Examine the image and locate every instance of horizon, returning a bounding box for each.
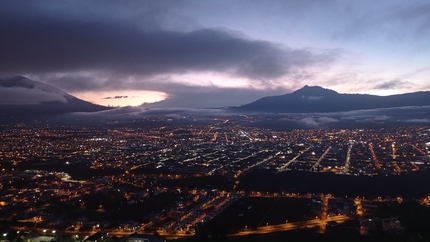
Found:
[1,1,430,108]
[76,84,430,108]
[2,75,430,108]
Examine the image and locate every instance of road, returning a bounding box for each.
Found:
[208,149,266,175]
[368,143,382,169]
[412,144,426,155]
[47,214,351,239]
[311,146,331,171]
[319,195,329,233]
[342,142,354,174]
[231,215,350,236]
[354,198,368,235]
[182,150,219,163]
[354,198,363,217]
[238,151,280,178]
[277,147,310,173]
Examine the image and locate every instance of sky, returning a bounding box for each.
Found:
[1,0,430,108]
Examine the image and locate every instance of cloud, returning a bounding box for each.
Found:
[328,105,430,124]
[0,0,343,111]
[373,115,391,121]
[142,86,289,108]
[0,4,337,84]
[102,96,129,99]
[372,79,411,90]
[394,2,430,34]
[65,104,430,129]
[405,118,430,123]
[298,117,319,126]
[332,1,430,42]
[2,0,428,110]
[306,96,324,100]
[0,86,68,105]
[297,116,338,127]
[318,116,339,123]
[27,72,293,108]
[70,105,227,118]
[0,76,69,105]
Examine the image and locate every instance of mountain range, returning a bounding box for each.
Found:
[1,76,430,119]
[234,85,430,113]
[0,76,111,118]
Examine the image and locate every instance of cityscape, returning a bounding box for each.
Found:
[0,118,430,241]
[2,1,430,241]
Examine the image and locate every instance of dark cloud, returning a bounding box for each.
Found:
[0,76,69,104]
[4,0,427,111]
[0,86,68,105]
[27,72,293,108]
[102,96,129,99]
[143,86,289,108]
[331,105,430,123]
[372,79,410,90]
[27,74,103,92]
[0,1,337,84]
[405,118,430,123]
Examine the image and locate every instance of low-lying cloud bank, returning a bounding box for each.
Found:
[64,105,430,129]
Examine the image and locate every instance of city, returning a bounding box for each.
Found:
[0,119,429,241]
[2,1,430,241]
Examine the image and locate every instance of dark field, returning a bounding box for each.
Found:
[238,169,430,198]
[201,197,312,235]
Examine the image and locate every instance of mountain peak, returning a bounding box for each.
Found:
[292,85,338,96]
[236,85,430,113]
[0,75,69,96]
[0,76,111,116]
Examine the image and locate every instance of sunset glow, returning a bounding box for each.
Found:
[73,90,168,107]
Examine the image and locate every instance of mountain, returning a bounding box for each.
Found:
[0,76,111,118]
[234,85,430,113]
